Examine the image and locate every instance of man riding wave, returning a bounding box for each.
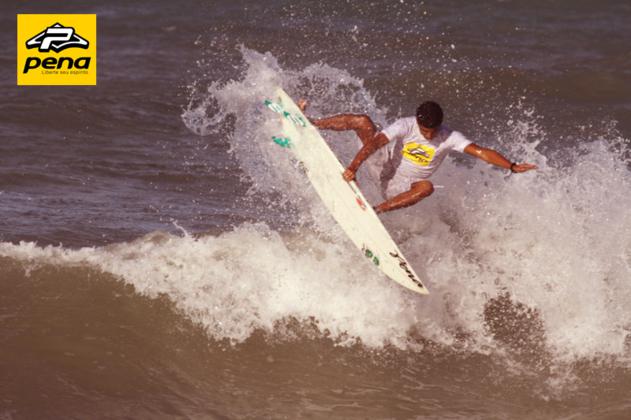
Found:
[298,99,537,214]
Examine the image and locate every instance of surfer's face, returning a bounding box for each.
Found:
[419,124,438,140]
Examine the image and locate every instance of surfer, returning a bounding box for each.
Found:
[298,100,537,214]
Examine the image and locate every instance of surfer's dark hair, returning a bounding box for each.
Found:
[416,101,443,128]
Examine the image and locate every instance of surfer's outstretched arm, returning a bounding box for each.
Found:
[464,144,537,173]
[374,180,434,214]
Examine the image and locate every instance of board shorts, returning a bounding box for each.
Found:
[367,144,423,199]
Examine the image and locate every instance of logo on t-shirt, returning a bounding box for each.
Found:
[402,142,436,166]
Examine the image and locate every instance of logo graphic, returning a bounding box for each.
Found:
[17,14,97,85]
[402,142,436,167]
[362,245,380,266]
[272,136,292,148]
[347,182,367,211]
[355,196,367,210]
[389,251,424,290]
[264,99,307,127]
[25,22,89,52]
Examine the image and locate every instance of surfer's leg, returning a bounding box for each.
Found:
[311,114,378,146]
[374,180,434,214]
[297,100,377,146]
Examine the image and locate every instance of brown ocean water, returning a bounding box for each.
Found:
[2,0,631,418]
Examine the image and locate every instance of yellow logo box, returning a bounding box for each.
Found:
[17,14,97,86]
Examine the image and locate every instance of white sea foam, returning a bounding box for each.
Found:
[0,224,419,348]
[180,47,631,362]
[3,47,630,364]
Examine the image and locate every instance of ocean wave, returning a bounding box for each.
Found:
[3,47,630,368]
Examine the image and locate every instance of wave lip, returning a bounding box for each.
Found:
[0,224,420,349]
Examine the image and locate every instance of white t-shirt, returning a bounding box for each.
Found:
[378,117,472,197]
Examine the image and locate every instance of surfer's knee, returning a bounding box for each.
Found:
[351,114,375,130]
[411,180,434,199]
[351,114,377,142]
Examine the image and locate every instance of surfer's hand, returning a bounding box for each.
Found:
[343,168,356,182]
[297,99,308,112]
[511,163,538,173]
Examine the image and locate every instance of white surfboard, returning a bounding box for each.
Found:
[264,88,428,295]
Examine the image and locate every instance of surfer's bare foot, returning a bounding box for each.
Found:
[297,99,308,112]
